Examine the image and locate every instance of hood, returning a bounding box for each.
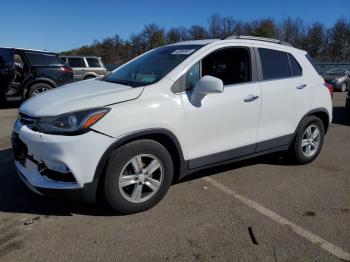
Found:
[20,79,144,117]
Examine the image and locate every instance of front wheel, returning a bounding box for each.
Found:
[289,116,325,164]
[104,140,174,214]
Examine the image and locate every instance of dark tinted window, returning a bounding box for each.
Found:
[104,45,203,87]
[185,48,251,90]
[26,52,63,66]
[60,57,66,63]
[288,54,302,76]
[0,48,14,64]
[86,58,101,67]
[68,58,86,68]
[259,48,290,80]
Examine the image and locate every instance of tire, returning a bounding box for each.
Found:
[340,83,347,92]
[289,116,325,164]
[28,83,52,98]
[104,139,174,214]
[84,75,95,80]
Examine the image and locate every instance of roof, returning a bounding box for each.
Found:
[172,36,300,52]
[60,55,102,59]
[169,39,219,46]
[0,46,57,55]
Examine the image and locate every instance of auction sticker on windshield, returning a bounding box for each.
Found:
[171,49,196,55]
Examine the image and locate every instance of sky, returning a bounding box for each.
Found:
[0,0,348,52]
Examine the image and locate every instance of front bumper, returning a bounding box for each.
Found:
[12,120,116,202]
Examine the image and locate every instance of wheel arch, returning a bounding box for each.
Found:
[304,108,330,133]
[93,129,186,201]
[23,78,56,98]
[84,73,98,79]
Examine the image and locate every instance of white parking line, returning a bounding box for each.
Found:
[203,176,350,261]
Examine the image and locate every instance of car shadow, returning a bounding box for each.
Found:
[0,147,291,217]
[332,106,350,126]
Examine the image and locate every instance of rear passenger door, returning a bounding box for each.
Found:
[256,47,312,151]
[67,57,87,81]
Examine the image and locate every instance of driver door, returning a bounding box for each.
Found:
[0,48,15,98]
[182,47,261,169]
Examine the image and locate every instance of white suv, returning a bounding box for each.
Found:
[12,36,332,214]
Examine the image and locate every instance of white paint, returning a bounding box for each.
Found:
[203,176,350,261]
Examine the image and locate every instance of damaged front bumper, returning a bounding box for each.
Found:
[11,119,116,202]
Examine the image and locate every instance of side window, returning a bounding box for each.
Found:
[26,52,63,66]
[68,58,86,68]
[186,62,200,91]
[60,57,66,63]
[186,47,252,90]
[0,48,14,64]
[288,54,302,76]
[86,58,101,68]
[258,48,290,80]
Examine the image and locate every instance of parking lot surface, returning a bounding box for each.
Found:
[0,93,349,261]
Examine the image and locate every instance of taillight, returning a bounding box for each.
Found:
[60,66,73,74]
[324,83,334,98]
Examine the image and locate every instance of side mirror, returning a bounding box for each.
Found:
[193,75,224,95]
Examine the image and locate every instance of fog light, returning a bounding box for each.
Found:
[44,159,70,173]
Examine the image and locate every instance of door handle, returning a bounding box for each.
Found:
[296,84,307,89]
[244,95,260,102]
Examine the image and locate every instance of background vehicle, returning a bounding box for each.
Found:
[12,37,332,214]
[60,56,107,81]
[321,68,350,92]
[0,47,73,101]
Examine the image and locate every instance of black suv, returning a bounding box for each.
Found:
[0,47,73,101]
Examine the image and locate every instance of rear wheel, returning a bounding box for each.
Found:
[289,116,325,164]
[104,139,174,214]
[28,83,52,98]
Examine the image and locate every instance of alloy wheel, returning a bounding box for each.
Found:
[301,124,321,157]
[118,154,164,203]
[32,87,49,96]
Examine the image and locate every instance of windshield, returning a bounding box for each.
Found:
[325,68,347,74]
[103,45,204,87]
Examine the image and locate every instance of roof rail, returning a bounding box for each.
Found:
[223,35,293,47]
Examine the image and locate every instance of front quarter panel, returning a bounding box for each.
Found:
[91,78,188,159]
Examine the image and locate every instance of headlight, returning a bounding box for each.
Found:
[36,107,110,135]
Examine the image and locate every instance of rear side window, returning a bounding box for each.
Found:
[259,48,290,80]
[26,52,62,66]
[86,58,101,68]
[288,54,302,76]
[68,58,86,68]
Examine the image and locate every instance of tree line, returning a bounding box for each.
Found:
[61,15,350,67]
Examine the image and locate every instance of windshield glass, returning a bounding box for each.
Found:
[103,45,204,87]
[326,68,347,74]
